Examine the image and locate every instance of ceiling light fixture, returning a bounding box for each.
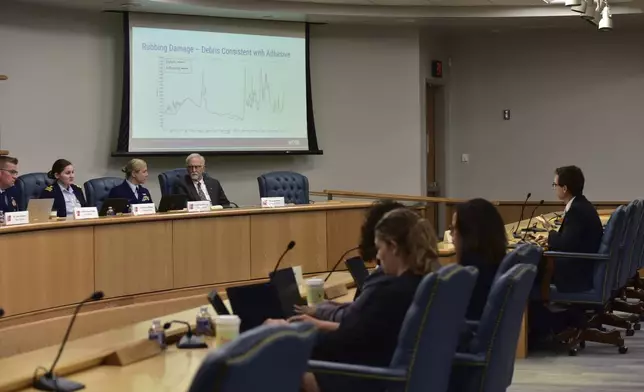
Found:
[570,0,587,13]
[598,2,613,31]
[565,0,582,6]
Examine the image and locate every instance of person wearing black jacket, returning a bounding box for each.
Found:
[542,165,603,292]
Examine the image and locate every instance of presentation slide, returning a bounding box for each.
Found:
[128,20,309,153]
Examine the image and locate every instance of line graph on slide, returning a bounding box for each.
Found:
[157,57,288,134]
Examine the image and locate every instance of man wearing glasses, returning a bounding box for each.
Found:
[0,156,20,213]
[173,153,231,207]
[540,165,603,292]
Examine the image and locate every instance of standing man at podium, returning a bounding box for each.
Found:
[0,156,20,213]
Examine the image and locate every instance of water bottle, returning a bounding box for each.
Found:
[106,207,115,216]
[148,319,166,349]
[195,306,214,336]
[0,211,4,225]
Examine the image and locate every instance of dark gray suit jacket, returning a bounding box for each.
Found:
[173,175,230,207]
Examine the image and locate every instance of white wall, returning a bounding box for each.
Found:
[0,3,425,205]
[445,30,644,202]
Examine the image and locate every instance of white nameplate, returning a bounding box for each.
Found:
[74,207,99,220]
[444,230,453,244]
[5,211,29,226]
[187,201,212,212]
[132,203,156,216]
[261,197,286,208]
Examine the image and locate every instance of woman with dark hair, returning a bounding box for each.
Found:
[39,159,87,218]
[451,198,507,320]
[294,199,405,322]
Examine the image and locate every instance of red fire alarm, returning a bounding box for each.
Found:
[432,60,443,78]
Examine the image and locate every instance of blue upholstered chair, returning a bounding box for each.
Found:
[187,323,317,392]
[158,168,188,197]
[543,205,629,353]
[257,171,309,204]
[448,264,537,392]
[15,172,52,210]
[83,177,123,211]
[308,264,479,392]
[494,243,542,281]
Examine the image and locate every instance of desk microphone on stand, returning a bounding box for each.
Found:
[522,200,545,242]
[513,192,531,239]
[163,320,208,349]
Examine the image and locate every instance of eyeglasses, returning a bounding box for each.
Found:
[187,165,204,170]
[552,182,561,189]
[0,169,18,176]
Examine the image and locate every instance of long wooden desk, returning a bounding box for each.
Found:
[0,273,357,392]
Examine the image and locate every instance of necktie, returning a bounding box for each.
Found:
[0,191,6,211]
[136,186,142,201]
[197,182,208,201]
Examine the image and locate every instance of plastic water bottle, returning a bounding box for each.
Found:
[0,211,4,225]
[106,207,115,216]
[148,319,166,349]
[195,306,214,336]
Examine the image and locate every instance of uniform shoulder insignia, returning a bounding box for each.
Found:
[45,185,53,192]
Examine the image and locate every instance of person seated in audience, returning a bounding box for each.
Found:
[271,208,439,392]
[173,153,230,206]
[0,156,20,214]
[40,159,87,217]
[537,165,603,292]
[451,198,507,321]
[108,159,153,205]
[294,200,405,322]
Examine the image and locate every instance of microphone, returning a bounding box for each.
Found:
[163,320,208,349]
[325,246,360,282]
[522,200,545,241]
[513,192,532,238]
[273,241,296,275]
[229,201,239,208]
[33,291,104,392]
[0,307,4,317]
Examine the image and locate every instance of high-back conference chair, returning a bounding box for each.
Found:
[15,172,52,210]
[84,177,122,211]
[257,171,309,205]
[187,323,317,392]
[158,168,188,197]
[308,264,478,392]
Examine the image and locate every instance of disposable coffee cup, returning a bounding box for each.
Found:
[306,278,325,306]
[215,315,241,347]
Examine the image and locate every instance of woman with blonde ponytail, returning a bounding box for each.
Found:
[107,159,153,205]
[290,207,440,392]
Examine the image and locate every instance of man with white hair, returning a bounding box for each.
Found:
[173,153,231,207]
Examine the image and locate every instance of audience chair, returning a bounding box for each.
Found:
[83,177,123,212]
[257,171,309,204]
[448,264,538,392]
[308,264,478,392]
[15,172,52,210]
[542,205,629,354]
[187,323,317,392]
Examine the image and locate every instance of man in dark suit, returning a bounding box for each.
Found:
[173,153,230,207]
[0,156,20,214]
[542,165,603,292]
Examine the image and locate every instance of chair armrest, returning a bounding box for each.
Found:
[465,319,480,329]
[452,352,487,367]
[308,360,407,382]
[543,251,609,260]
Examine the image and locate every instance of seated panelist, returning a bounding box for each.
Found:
[0,156,20,213]
[40,159,87,218]
[173,153,230,207]
[108,159,153,205]
[451,198,507,321]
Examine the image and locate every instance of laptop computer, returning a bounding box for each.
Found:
[226,282,284,332]
[207,290,231,316]
[99,198,130,216]
[345,256,370,291]
[27,198,54,223]
[269,268,307,317]
[158,194,188,212]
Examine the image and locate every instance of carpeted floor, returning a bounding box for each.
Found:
[510,326,644,392]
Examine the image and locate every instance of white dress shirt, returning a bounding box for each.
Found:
[58,182,81,216]
[126,180,138,200]
[193,179,211,202]
[564,196,576,214]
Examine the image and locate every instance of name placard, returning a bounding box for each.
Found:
[132,203,156,216]
[261,197,285,208]
[5,211,29,226]
[187,201,212,212]
[74,207,99,220]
